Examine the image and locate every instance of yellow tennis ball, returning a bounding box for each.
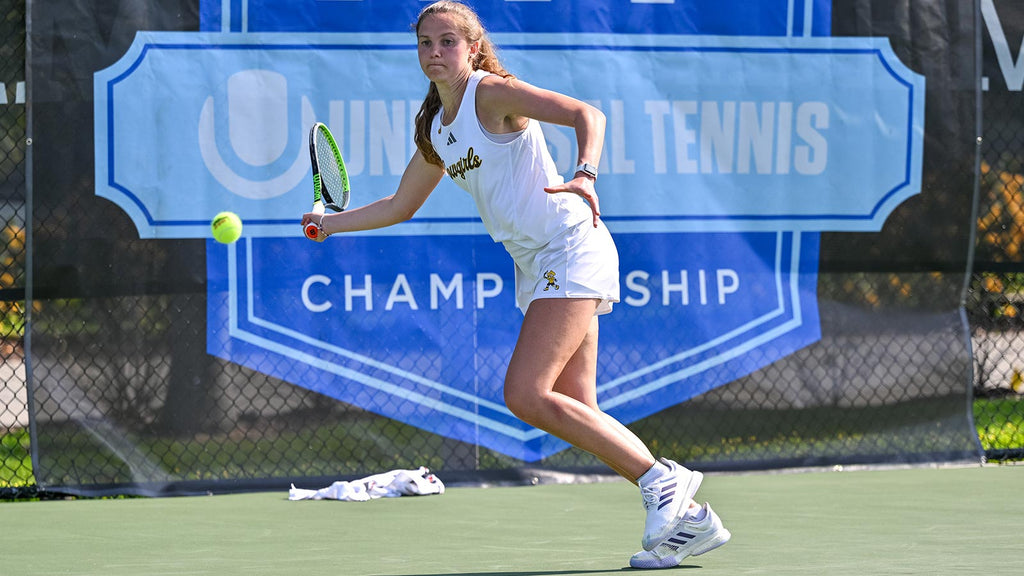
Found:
[211,211,242,244]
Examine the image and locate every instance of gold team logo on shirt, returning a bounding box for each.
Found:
[445,146,482,180]
[543,270,560,291]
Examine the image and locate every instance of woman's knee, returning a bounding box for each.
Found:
[503,384,540,421]
[505,384,570,427]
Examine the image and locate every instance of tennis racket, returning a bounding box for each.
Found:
[304,122,351,239]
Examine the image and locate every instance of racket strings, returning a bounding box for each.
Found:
[315,133,347,207]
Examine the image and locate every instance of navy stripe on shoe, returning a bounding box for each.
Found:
[658,492,676,510]
[657,482,678,510]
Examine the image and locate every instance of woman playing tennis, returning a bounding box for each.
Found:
[301,1,729,567]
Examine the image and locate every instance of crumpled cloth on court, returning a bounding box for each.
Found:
[288,467,445,501]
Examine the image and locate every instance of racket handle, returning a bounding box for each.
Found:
[304,221,320,240]
[305,202,326,240]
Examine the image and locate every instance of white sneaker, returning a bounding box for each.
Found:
[639,458,704,550]
[630,503,731,569]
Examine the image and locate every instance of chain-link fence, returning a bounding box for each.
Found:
[0,0,28,497]
[1,0,1021,499]
[969,0,1024,458]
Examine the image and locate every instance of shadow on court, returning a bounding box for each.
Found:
[379,568,700,575]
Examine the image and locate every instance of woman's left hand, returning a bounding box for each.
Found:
[544,176,601,227]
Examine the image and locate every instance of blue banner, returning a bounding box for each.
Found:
[203,0,831,36]
[95,33,923,236]
[92,0,927,460]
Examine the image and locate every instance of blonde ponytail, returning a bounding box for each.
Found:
[414,83,444,167]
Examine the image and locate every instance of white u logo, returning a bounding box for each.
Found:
[198,69,314,199]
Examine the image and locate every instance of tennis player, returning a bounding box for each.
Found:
[301,1,729,567]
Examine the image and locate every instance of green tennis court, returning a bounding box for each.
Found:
[6,464,1021,575]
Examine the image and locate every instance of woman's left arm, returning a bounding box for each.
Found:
[478,77,606,226]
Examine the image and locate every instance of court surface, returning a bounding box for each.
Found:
[5,464,1021,575]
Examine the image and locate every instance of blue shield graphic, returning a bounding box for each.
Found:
[208,230,820,461]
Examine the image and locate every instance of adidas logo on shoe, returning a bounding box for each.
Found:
[640,458,704,550]
[630,503,731,569]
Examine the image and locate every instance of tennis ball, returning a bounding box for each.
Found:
[211,211,243,244]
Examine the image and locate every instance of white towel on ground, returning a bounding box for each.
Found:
[288,467,445,501]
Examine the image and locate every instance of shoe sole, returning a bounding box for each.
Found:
[642,470,704,551]
[691,527,731,556]
[629,527,731,569]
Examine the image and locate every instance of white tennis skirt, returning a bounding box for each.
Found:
[503,220,620,316]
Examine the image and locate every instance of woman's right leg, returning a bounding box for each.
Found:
[503,298,655,481]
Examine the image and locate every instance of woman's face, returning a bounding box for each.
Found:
[417,12,477,85]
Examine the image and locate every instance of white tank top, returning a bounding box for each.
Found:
[430,70,591,249]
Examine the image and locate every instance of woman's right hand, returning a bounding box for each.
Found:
[301,212,329,242]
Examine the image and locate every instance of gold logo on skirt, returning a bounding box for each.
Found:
[543,270,560,291]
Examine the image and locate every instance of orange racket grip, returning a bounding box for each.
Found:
[304,222,320,239]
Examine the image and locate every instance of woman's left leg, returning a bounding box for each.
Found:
[504,297,706,556]
[549,313,655,482]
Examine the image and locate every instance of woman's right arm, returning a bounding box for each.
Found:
[301,150,445,241]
